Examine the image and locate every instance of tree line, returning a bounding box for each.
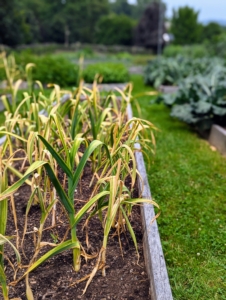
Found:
[0,0,152,47]
[170,6,226,45]
[0,0,225,48]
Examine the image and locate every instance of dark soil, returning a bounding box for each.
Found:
[3,160,151,300]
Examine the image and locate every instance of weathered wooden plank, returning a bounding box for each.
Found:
[209,124,226,156]
[127,103,173,300]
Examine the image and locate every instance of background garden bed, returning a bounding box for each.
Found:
[209,124,226,156]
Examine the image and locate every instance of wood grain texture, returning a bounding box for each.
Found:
[127,103,173,300]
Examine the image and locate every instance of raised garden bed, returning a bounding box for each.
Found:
[208,124,226,156]
[4,159,150,299]
[158,85,179,94]
[127,105,172,300]
[0,82,172,300]
[84,83,128,92]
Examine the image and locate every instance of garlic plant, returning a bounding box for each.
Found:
[0,56,158,298]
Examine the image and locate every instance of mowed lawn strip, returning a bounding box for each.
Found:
[131,74,226,300]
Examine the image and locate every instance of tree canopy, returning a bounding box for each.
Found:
[95,14,135,45]
[170,6,202,45]
[0,0,110,46]
[201,22,223,43]
[0,0,158,47]
[0,0,225,48]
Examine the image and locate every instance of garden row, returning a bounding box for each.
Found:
[163,42,226,60]
[0,52,129,87]
[145,56,226,134]
[0,55,157,299]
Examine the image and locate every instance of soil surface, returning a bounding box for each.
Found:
[3,159,151,300]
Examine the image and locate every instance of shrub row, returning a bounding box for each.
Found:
[83,62,129,83]
[0,53,129,87]
[163,38,226,59]
[163,44,209,59]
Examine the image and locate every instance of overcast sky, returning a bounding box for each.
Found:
[128,0,226,23]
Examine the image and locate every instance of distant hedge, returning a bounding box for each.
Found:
[95,14,135,46]
[0,52,78,87]
[83,62,129,83]
[163,44,209,58]
[16,53,78,86]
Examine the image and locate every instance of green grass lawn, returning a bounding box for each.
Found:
[131,75,226,300]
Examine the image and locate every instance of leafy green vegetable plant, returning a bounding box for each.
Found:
[155,68,226,133]
[144,56,226,88]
